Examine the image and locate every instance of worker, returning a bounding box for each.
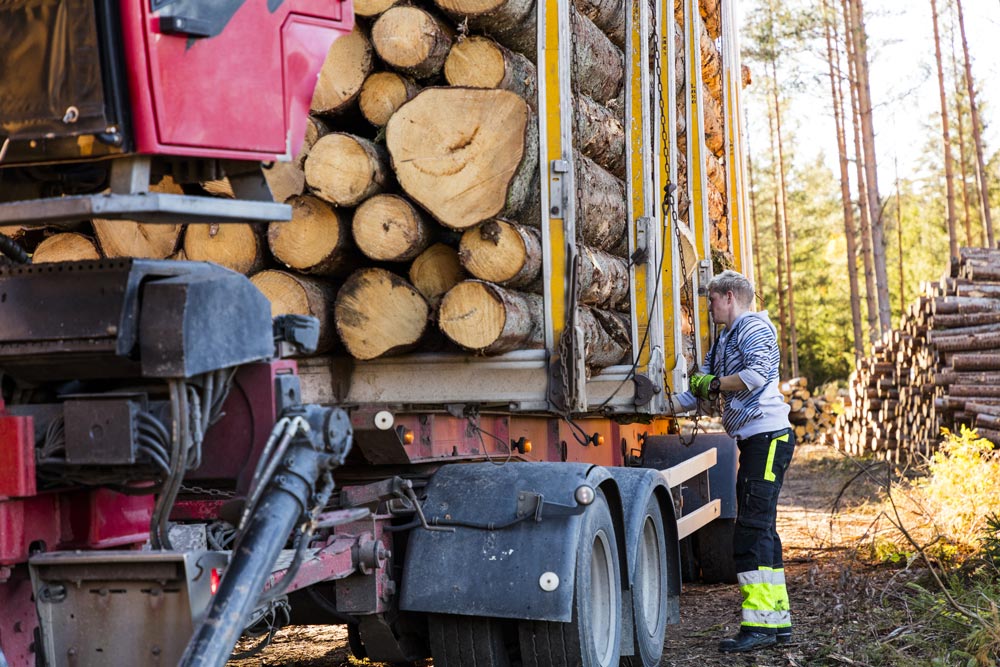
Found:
[675,269,794,653]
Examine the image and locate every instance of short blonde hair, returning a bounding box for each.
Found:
[706,270,754,306]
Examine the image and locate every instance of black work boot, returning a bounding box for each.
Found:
[776,630,792,644]
[718,630,777,653]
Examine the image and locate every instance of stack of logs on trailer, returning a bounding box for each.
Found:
[835,247,1000,462]
[0,0,731,372]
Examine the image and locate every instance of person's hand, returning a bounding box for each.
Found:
[689,373,721,400]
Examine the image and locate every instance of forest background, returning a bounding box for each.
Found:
[740,0,999,385]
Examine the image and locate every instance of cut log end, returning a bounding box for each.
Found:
[183,223,266,275]
[371,7,454,79]
[250,270,337,352]
[445,37,508,89]
[409,243,467,302]
[353,194,433,262]
[268,195,355,275]
[458,219,541,288]
[311,26,374,115]
[32,233,101,263]
[359,72,420,127]
[305,133,390,207]
[335,268,430,360]
[438,280,542,353]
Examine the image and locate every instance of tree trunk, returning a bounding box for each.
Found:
[930,0,958,261]
[438,280,543,354]
[359,72,421,128]
[955,0,994,247]
[702,84,725,157]
[386,87,538,230]
[950,28,974,247]
[569,94,626,180]
[705,151,725,194]
[700,0,721,39]
[334,268,430,360]
[353,194,434,262]
[847,0,891,333]
[577,244,629,311]
[371,6,455,80]
[766,82,788,373]
[572,0,625,48]
[576,153,627,254]
[354,0,403,18]
[184,223,268,275]
[32,233,101,263]
[268,195,357,276]
[842,0,879,344]
[769,45,799,377]
[305,133,392,207]
[700,21,722,108]
[250,270,338,353]
[572,9,624,106]
[444,36,538,110]
[311,26,375,116]
[92,220,182,259]
[409,242,468,305]
[431,0,536,56]
[579,306,630,369]
[458,219,542,290]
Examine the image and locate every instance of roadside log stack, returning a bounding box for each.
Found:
[835,247,1000,461]
[2,0,731,374]
[780,378,837,444]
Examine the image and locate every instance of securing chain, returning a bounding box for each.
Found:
[180,484,236,499]
[654,0,704,445]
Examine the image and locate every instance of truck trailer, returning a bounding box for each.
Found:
[0,0,753,664]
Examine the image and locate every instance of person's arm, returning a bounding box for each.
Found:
[730,320,776,391]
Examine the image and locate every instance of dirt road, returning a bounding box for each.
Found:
[231,443,896,667]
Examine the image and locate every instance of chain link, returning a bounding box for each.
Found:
[180,484,236,499]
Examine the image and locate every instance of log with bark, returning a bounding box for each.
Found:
[579,306,630,369]
[572,0,625,48]
[702,84,725,157]
[353,194,434,262]
[574,94,626,180]
[699,18,722,105]
[431,0,536,56]
[700,0,721,39]
[576,154,627,253]
[354,0,403,18]
[359,72,421,127]
[184,223,268,275]
[444,36,538,110]
[92,220,182,259]
[334,268,430,359]
[250,270,338,353]
[305,133,392,207]
[577,244,629,311]
[458,219,541,290]
[371,6,455,80]
[409,242,468,305]
[438,280,543,354]
[268,195,357,276]
[386,87,539,230]
[571,9,624,106]
[32,233,101,263]
[312,26,375,116]
[296,116,330,169]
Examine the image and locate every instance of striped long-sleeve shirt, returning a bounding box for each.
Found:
[675,310,790,439]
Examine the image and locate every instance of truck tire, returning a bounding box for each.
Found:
[627,494,668,666]
[519,490,622,667]
[695,518,737,584]
[428,614,513,667]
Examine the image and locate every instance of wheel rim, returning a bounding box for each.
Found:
[590,528,617,667]
[637,515,664,636]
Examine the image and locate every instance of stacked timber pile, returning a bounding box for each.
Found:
[2,0,730,376]
[835,247,1000,461]
[780,378,838,444]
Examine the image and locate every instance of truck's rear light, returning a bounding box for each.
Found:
[210,568,221,595]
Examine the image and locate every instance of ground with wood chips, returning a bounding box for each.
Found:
[230,443,916,667]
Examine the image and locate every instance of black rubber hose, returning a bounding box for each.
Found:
[0,235,29,265]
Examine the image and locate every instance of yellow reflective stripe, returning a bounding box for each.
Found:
[740,582,790,611]
[764,433,789,482]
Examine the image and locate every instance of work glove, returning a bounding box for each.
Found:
[689,373,721,401]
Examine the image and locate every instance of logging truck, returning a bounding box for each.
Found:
[0,0,752,664]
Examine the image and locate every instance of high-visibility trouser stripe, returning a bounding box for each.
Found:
[738,568,791,629]
[764,433,789,482]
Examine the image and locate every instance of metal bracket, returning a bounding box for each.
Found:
[549,159,570,218]
[633,216,654,265]
[696,259,713,296]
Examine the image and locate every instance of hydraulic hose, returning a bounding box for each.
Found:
[179,405,352,667]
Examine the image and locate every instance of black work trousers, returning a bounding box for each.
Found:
[734,427,795,572]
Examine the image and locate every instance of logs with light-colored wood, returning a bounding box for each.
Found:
[458,219,541,290]
[438,279,543,354]
[250,270,338,353]
[305,133,392,207]
[354,0,403,17]
[700,0,720,38]
[431,0,536,56]
[571,9,624,106]
[353,194,434,262]
[268,195,357,276]
[295,116,330,169]
[577,244,629,311]
[311,26,375,116]
[183,223,268,275]
[334,268,430,360]
[700,18,722,106]
[371,6,455,80]
[359,72,421,127]
[32,233,101,263]
[92,220,182,259]
[444,36,537,109]
[409,243,468,305]
[572,0,624,48]
[702,83,725,157]
[386,87,538,230]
